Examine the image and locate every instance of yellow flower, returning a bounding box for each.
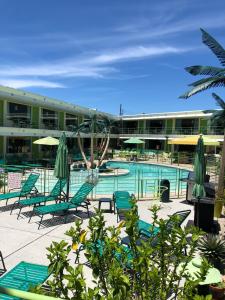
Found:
[72,243,78,251]
[118,221,126,229]
[79,230,87,243]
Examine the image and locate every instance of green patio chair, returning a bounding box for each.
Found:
[0,173,39,206]
[0,261,49,299]
[113,191,134,222]
[13,179,67,219]
[121,210,191,250]
[33,182,96,229]
[0,251,6,276]
[138,209,191,238]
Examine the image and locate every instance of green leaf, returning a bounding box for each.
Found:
[201,28,225,66]
[185,65,225,76]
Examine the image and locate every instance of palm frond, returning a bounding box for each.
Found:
[179,77,225,99]
[185,65,225,76]
[188,77,224,87]
[212,93,225,109]
[201,28,225,66]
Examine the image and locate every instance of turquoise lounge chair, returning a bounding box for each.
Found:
[0,261,49,299]
[138,209,191,237]
[0,173,39,206]
[122,210,191,248]
[13,179,67,219]
[33,182,96,229]
[113,191,134,222]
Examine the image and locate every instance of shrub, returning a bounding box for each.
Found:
[35,204,210,299]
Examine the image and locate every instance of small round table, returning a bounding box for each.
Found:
[98,198,114,213]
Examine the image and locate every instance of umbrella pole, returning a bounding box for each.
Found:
[66,162,71,202]
[197,196,200,228]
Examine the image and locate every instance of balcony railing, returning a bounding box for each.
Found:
[120,127,224,135]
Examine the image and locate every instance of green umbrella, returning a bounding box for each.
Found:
[54,132,68,180]
[192,135,206,198]
[124,137,145,144]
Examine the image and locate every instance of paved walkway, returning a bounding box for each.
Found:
[0,197,194,272]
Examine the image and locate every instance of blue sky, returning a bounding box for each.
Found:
[0,0,225,115]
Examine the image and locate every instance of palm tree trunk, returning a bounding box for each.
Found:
[98,133,110,167]
[77,133,90,169]
[217,130,225,196]
[215,129,225,217]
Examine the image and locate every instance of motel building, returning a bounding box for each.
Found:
[0,85,223,164]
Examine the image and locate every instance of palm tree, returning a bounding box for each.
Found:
[180,29,225,99]
[205,94,225,204]
[75,115,117,169]
[180,29,225,214]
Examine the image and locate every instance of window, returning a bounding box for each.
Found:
[41,109,58,129]
[6,102,31,127]
[65,113,78,131]
[6,137,31,154]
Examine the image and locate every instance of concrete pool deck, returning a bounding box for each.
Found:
[0,197,193,268]
[0,196,223,287]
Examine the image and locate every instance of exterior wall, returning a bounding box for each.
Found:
[138,119,145,134]
[199,118,208,134]
[0,100,4,126]
[31,137,39,159]
[31,106,39,128]
[165,119,173,134]
[59,111,65,130]
[0,136,4,158]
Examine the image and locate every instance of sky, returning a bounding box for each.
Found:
[0,0,225,115]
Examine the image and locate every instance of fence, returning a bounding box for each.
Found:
[0,151,219,200]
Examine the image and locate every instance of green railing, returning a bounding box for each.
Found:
[0,286,62,300]
[0,152,219,199]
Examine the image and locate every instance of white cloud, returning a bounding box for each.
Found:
[0,79,65,88]
[0,45,191,80]
[91,46,188,64]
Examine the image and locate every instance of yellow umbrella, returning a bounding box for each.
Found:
[168,135,220,146]
[33,136,59,146]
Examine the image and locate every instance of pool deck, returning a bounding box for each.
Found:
[0,195,223,287]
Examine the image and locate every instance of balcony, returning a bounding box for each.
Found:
[119,127,224,136]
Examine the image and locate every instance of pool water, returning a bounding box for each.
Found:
[35,161,189,198]
[70,161,189,198]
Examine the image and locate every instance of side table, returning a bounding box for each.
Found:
[98,198,114,213]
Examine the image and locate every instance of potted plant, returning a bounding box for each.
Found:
[198,234,225,273]
[209,278,225,300]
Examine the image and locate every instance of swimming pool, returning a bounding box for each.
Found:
[35,161,189,199]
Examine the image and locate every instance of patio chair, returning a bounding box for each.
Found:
[32,182,96,229]
[113,191,134,222]
[0,251,6,276]
[0,173,39,206]
[0,261,49,299]
[122,210,191,251]
[14,179,67,219]
[138,209,191,237]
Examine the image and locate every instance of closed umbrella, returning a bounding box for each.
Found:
[192,135,206,228]
[192,135,206,199]
[54,133,69,200]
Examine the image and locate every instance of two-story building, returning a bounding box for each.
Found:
[0,85,223,162]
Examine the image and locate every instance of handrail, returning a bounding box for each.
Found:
[0,286,63,300]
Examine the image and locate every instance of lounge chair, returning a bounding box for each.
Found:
[138,209,191,237]
[32,182,96,229]
[0,251,6,276]
[122,210,191,249]
[13,179,67,219]
[0,261,49,299]
[0,173,39,206]
[113,191,134,222]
